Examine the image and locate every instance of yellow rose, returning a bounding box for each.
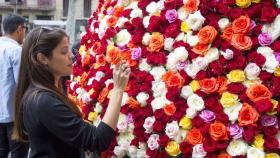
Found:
[266,153,280,158]
[267,99,278,115]
[227,70,246,82]
[236,0,251,8]
[189,80,200,92]
[165,141,181,157]
[79,45,86,55]
[179,116,192,130]
[274,67,280,77]
[220,92,239,107]
[88,112,98,122]
[181,22,189,33]
[253,134,264,150]
[251,0,261,3]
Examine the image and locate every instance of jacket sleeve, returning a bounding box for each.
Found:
[36,92,115,152]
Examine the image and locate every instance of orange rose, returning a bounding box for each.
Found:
[164,103,176,116]
[246,83,272,102]
[238,103,259,126]
[82,54,91,67]
[98,87,109,103]
[96,54,106,67]
[80,72,88,87]
[231,34,252,51]
[92,41,101,53]
[192,43,209,55]
[198,25,218,44]
[209,122,228,141]
[186,128,203,145]
[106,16,117,27]
[199,77,219,94]
[232,15,250,34]
[163,71,185,88]
[106,46,121,64]
[184,0,200,13]
[148,32,164,52]
[221,25,233,42]
[128,97,140,109]
[218,153,232,158]
[114,6,124,17]
[216,77,228,93]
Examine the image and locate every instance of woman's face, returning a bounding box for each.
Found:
[47,36,73,78]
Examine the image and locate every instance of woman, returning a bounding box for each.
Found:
[12,27,131,158]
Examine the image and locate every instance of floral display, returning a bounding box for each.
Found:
[69,0,280,157]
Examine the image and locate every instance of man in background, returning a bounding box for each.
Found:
[0,14,28,158]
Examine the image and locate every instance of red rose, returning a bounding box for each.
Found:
[229,8,243,20]
[264,126,278,137]
[154,109,164,119]
[226,55,246,71]
[271,77,280,97]
[204,14,219,29]
[205,153,217,158]
[259,71,273,83]
[205,96,217,109]
[200,123,210,135]
[272,41,280,52]
[243,128,254,142]
[216,140,229,150]
[248,51,266,66]
[203,137,216,152]
[227,83,246,94]
[164,0,175,9]
[123,21,135,33]
[179,70,192,85]
[173,41,191,49]
[211,102,224,113]
[146,52,167,65]
[264,136,279,152]
[166,87,181,102]
[153,121,165,132]
[246,4,262,19]
[164,24,180,38]
[157,151,169,158]
[209,61,224,76]
[260,6,278,23]
[192,115,204,128]
[222,0,235,5]
[187,49,199,60]
[131,30,144,45]
[146,149,158,157]
[147,16,162,32]
[216,3,230,16]
[139,106,153,117]
[239,91,251,103]
[195,70,208,80]
[216,112,229,124]
[211,36,222,48]
[255,99,273,113]
[140,83,151,92]
[180,141,193,154]
[120,105,129,114]
[121,9,132,18]
[220,41,231,51]
[252,24,263,36]
[158,134,170,146]
[137,0,150,10]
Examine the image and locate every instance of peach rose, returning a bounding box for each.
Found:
[98,87,109,103]
[216,77,228,94]
[106,45,121,64]
[80,72,88,87]
[199,78,219,94]
[221,25,233,42]
[163,71,185,88]
[184,0,200,13]
[92,41,101,53]
[164,103,176,116]
[231,34,252,51]
[192,43,209,55]
[106,16,117,27]
[186,128,203,145]
[232,15,250,34]
[218,153,232,158]
[246,83,272,102]
[238,103,259,126]
[209,122,228,141]
[128,97,140,109]
[114,6,124,17]
[198,25,218,44]
[148,32,164,52]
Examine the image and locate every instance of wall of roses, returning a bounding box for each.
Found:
[68,0,280,157]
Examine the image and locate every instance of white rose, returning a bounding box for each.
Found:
[184,64,200,78]
[264,55,278,73]
[192,144,207,158]
[193,56,208,70]
[150,66,166,81]
[178,7,188,20]
[121,92,129,106]
[105,79,114,87]
[70,81,76,90]
[262,15,280,41]
[186,32,199,46]
[146,2,157,14]
[152,81,167,97]
[139,59,152,71]
[277,0,280,8]
[94,102,103,113]
[186,108,198,118]
[147,134,160,150]
[226,139,249,156]
[116,17,129,28]
[139,142,147,150]
[175,32,186,41]
[114,146,127,158]
[180,85,193,99]
[167,47,188,70]
[205,48,219,63]
[136,149,149,158]
[143,16,151,29]
[165,121,180,139]
[245,63,261,80]
[126,1,138,9]
[164,37,175,51]
[187,94,204,111]
[130,8,143,18]
[257,47,274,57]
[220,49,234,60]
[117,120,128,133]
[95,71,105,81]
[157,0,165,10]
[115,29,131,46]
[142,32,151,45]
[218,18,230,30]
[143,116,156,133]
[247,147,265,158]
[128,146,137,157]
[186,11,205,31]
[81,92,91,104]
[151,97,170,111]
[223,102,242,122]
[136,92,149,107]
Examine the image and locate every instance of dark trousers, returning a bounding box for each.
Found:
[0,122,28,158]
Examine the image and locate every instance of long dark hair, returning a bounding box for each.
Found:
[13,27,82,142]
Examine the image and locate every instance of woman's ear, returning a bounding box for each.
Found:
[36,52,48,65]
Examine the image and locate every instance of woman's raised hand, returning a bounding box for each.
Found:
[113,61,131,91]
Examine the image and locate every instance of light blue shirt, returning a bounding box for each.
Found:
[0,37,21,123]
